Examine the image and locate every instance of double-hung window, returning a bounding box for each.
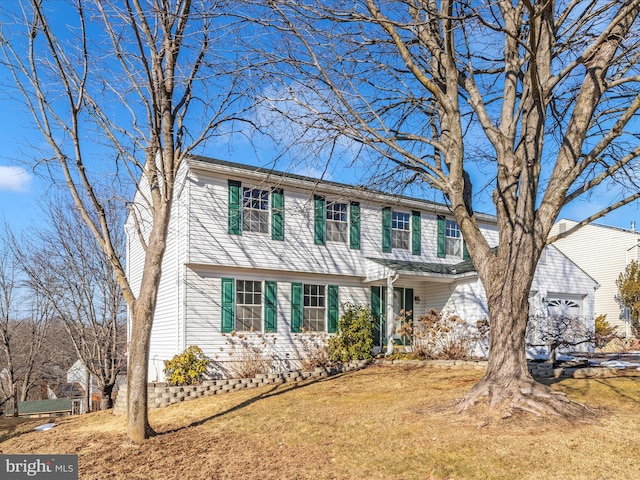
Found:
[303,284,326,332]
[222,278,277,333]
[445,220,462,257]
[326,202,348,243]
[314,196,360,249]
[235,280,262,332]
[243,188,269,233]
[392,211,410,250]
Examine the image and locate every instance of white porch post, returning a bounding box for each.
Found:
[386,274,399,355]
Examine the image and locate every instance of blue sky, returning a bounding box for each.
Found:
[1,4,639,237]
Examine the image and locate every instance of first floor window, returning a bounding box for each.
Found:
[445,219,462,256]
[392,211,410,250]
[303,284,325,331]
[243,187,269,233]
[236,280,262,332]
[326,202,348,243]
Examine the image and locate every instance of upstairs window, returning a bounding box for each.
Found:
[445,220,462,256]
[243,188,269,233]
[314,197,360,249]
[392,211,410,250]
[326,202,348,243]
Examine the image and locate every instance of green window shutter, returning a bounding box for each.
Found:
[371,286,388,347]
[228,180,242,235]
[328,285,339,333]
[437,215,446,258]
[404,288,414,323]
[463,241,470,260]
[371,286,381,347]
[221,278,235,333]
[382,207,392,253]
[349,202,361,250]
[314,195,326,245]
[411,210,421,256]
[291,283,303,333]
[264,281,277,333]
[271,188,284,241]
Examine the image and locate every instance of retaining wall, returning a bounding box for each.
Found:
[113,359,556,415]
[113,360,369,415]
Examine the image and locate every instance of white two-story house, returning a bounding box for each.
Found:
[126,157,598,380]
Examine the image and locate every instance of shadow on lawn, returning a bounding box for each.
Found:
[559,377,640,405]
[154,370,355,437]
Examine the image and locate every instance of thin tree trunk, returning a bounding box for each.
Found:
[127,305,155,441]
[126,204,170,442]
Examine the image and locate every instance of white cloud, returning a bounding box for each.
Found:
[0,166,32,192]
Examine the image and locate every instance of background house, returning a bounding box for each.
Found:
[550,219,640,336]
[127,157,598,379]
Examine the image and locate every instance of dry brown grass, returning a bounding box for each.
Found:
[2,365,640,479]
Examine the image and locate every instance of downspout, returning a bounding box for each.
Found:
[386,273,400,355]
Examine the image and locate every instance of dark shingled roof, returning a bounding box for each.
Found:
[6,399,72,416]
[366,257,477,275]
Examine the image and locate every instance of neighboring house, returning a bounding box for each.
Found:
[66,359,98,398]
[127,157,599,380]
[550,219,640,336]
[65,359,125,411]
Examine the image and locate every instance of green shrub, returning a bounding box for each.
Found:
[328,303,375,362]
[164,345,211,386]
[595,314,618,347]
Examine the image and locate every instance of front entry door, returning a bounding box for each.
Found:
[392,287,413,343]
[371,286,413,347]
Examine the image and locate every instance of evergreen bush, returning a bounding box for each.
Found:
[328,303,374,362]
[164,345,211,386]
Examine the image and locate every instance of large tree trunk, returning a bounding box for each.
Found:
[460,238,586,417]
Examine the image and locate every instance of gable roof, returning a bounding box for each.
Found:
[188,156,498,223]
[555,218,640,237]
[50,383,85,399]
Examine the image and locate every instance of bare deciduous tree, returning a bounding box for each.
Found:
[0,243,68,414]
[252,1,640,415]
[16,197,127,410]
[527,315,594,366]
[1,0,250,441]
[0,244,20,416]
